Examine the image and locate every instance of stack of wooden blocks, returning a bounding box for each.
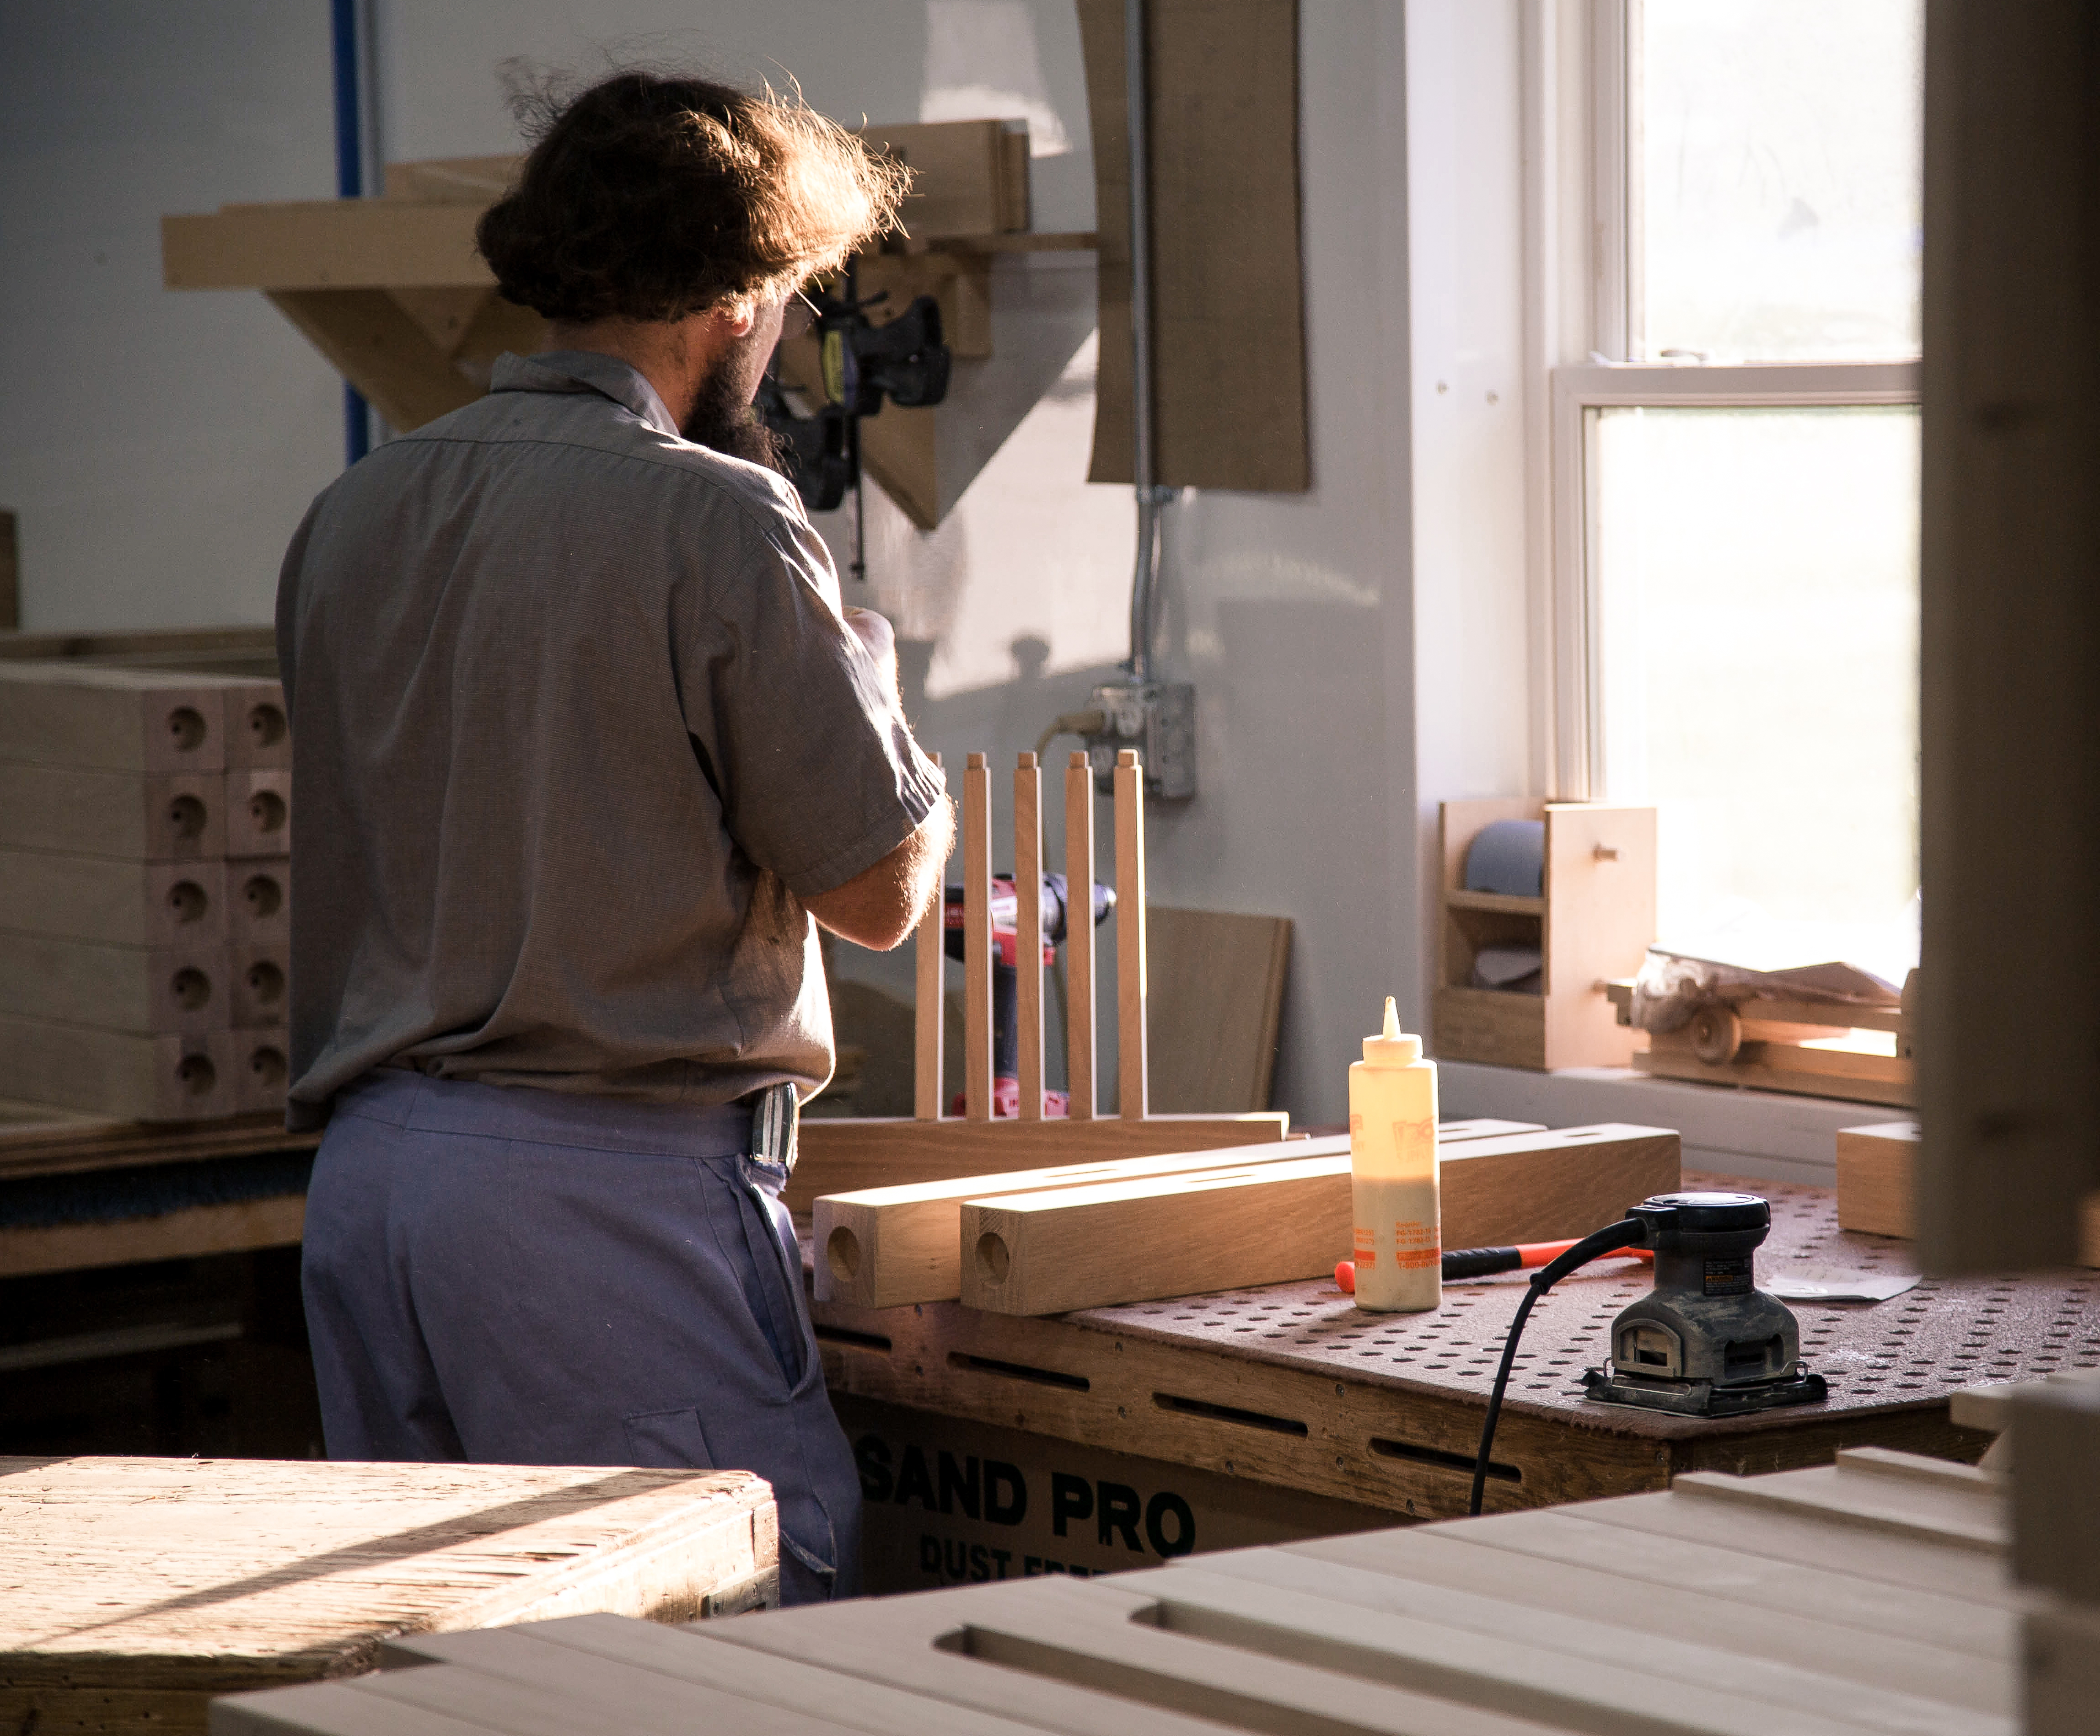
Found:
[0,664,291,1122]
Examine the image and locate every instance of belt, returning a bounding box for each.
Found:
[748,1080,800,1173]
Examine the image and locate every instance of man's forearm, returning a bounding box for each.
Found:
[805,791,953,951]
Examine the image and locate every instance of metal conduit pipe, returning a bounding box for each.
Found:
[1125,0,1166,681]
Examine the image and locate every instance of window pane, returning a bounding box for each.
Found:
[1641,0,1923,361]
[1592,406,1918,980]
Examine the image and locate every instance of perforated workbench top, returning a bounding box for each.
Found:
[1065,1171,2099,1436]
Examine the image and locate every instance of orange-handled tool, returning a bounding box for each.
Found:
[1336,1238,1653,1292]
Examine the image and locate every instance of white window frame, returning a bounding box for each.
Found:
[1528,0,1924,801]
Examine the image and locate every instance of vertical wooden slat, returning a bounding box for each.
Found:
[1015,752,1045,1120]
[1064,751,1096,1120]
[963,753,994,1121]
[1115,748,1148,1120]
[913,752,945,1121]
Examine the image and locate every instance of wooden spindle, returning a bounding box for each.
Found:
[1115,748,1148,1119]
[1065,750,1096,1120]
[913,752,945,1120]
[1015,752,1044,1120]
[963,752,994,1121]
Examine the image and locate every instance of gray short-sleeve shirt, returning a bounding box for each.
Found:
[275,350,943,1127]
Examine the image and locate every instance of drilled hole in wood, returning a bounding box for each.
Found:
[167,880,209,923]
[975,1230,1012,1284]
[827,1227,862,1283]
[166,706,207,751]
[169,967,211,1011]
[248,791,287,835]
[249,1046,288,1088]
[166,795,207,840]
[243,873,283,917]
[246,961,286,1005]
[176,1055,216,1095]
[247,702,288,747]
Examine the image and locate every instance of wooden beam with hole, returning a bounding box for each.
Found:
[0,766,225,861]
[0,933,228,1036]
[958,1124,1681,1315]
[812,1120,1541,1309]
[0,664,231,774]
[0,853,226,949]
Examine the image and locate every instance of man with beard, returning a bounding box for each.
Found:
[274,72,951,1604]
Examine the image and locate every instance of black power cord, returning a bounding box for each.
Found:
[1468,1216,1649,1516]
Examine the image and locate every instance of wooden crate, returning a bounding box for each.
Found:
[0,1456,775,1735]
[226,1448,2015,1735]
[1432,800,1656,1071]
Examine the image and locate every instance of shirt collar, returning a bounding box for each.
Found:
[489,350,682,439]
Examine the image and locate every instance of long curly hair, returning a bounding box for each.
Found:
[477,70,908,324]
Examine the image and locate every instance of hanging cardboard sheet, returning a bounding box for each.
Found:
[1078,0,1308,492]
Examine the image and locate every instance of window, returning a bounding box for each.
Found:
[1549,0,1923,981]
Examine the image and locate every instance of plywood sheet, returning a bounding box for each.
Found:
[1078,0,1308,492]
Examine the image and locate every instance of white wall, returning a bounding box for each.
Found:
[0,1,344,630]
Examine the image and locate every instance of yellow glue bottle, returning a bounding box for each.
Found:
[1349,997,1440,1312]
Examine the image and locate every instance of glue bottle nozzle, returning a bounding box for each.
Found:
[1382,997,1400,1041]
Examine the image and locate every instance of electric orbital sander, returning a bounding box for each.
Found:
[1581,1191,1827,1418]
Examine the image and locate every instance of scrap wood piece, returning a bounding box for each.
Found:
[0,1456,773,1734]
[814,1120,1538,1310]
[959,1124,1680,1316]
[784,1113,1288,1216]
[1144,905,1291,1114]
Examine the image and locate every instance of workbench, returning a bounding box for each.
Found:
[811,1172,2084,1587]
[0,1455,776,1735]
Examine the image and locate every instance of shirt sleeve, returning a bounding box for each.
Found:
[675,501,945,901]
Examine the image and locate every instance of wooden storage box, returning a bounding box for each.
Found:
[1433,799,1656,1070]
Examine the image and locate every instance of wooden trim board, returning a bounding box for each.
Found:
[784,1114,1290,1215]
[0,1192,305,1279]
[958,1125,1680,1316]
[814,1120,1543,1309]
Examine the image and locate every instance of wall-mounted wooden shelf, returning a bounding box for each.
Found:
[1433,798,1657,1072]
[161,121,1094,530]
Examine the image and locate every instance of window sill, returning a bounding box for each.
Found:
[1437,1060,1905,1189]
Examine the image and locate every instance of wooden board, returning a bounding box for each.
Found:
[0,764,224,860]
[0,851,228,948]
[783,1114,1289,1215]
[963,755,993,1121]
[1114,752,1147,1118]
[0,1456,774,1736]
[1144,906,1290,1114]
[0,663,229,773]
[1541,803,1654,1069]
[1915,0,2100,1275]
[815,1121,1541,1309]
[858,119,1028,240]
[0,1015,231,1121]
[1079,0,1309,493]
[0,1190,305,1279]
[223,1448,2016,1736]
[1014,755,1044,1120]
[958,1125,1679,1315]
[0,1105,316,1184]
[0,931,229,1035]
[1837,1120,1921,1238]
[1064,753,1096,1119]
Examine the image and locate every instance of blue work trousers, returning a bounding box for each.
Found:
[301,1070,858,1604]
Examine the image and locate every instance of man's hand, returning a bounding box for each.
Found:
[843,606,898,697]
[804,792,953,951]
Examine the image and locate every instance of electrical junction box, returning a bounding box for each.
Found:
[1085,681,1196,800]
